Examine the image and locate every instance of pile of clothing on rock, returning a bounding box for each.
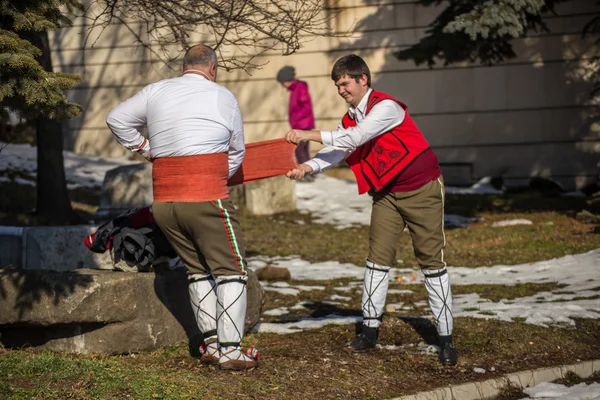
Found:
[83,207,178,272]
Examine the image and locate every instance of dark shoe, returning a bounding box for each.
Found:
[439,342,458,366]
[349,326,378,352]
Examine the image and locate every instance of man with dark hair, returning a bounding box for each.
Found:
[284,54,457,366]
[107,44,257,371]
[276,65,315,165]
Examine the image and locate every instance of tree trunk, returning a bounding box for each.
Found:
[33,31,80,225]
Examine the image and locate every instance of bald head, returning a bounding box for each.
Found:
[183,44,217,70]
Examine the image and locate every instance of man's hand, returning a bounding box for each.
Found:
[286,163,314,180]
[139,148,152,162]
[286,129,322,144]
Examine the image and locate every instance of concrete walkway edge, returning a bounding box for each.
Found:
[389,359,600,400]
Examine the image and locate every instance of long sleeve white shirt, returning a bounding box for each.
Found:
[304,88,406,174]
[106,74,245,178]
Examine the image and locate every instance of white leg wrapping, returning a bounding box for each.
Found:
[188,273,218,342]
[216,274,257,366]
[362,260,391,328]
[423,268,453,336]
[216,275,248,352]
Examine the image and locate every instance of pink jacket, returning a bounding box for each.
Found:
[287,80,315,130]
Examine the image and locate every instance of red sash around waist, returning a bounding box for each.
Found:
[152,138,298,202]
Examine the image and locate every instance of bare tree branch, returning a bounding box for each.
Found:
[83,0,344,73]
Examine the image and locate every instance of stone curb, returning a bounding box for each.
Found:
[389,359,600,400]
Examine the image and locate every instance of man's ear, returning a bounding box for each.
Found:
[210,62,217,81]
[360,74,368,87]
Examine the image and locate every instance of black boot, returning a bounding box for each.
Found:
[438,335,458,366]
[350,325,379,352]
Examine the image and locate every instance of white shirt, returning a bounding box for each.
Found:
[304,88,406,174]
[106,73,245,178]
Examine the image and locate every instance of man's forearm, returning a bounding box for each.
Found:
[286,129,323,144]
[304,130,323,143]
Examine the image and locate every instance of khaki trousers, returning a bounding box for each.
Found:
[152,199,246,276]
[368,177,446,271]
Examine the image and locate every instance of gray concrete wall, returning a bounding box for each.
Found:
[49,0,600,190]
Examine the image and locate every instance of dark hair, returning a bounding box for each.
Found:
[183,44,217,70]
[331,54,371,86]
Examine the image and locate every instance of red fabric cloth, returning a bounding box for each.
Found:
[152,153,230,202]
[151,139,297,201]
[227,139,298,186]
[342,91,435,194]
[287,80,315,130]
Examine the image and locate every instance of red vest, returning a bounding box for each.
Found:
[343,91,431,194]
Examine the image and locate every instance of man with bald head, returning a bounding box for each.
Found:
[107,44,257,370]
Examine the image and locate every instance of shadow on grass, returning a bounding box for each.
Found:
[397,316,439,346]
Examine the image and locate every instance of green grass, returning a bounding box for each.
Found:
[239,192,600,268]
[1,318,599,399]
[0,181,599,399]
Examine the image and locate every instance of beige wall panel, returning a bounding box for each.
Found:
[60,63,178,88]
[332,2,434,32]
[436,143,599,190]
[373,63,591,114]
[50,16,594,75]
[63,61,594,135]
[544,15,595,34]
[50,45,161,68]
[241,121,293,144]
[472,67,508,111]
[554,0,600,14]
[69,127,129,157]
[50,33,597,81]
[49,22,148,51]
[48,0,598,188]
[62,77,344,129]
[414,108,594,147]
[218,35,596,84]
[512,34,599,64]
[540,107,599,141]
[332,0,595,14]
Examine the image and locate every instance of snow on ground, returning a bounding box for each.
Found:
[250,249,600,332]
[0,142,137,189]
[521,381,600,399]
[252,315,362,334]
[2,143,600,352]
[492,219,533,227]
[444,176,503,195]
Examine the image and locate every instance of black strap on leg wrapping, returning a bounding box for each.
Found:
[219,342,240,348]
[203,330,217,341]
[188,275,215,283]
[423,268,448,278]
[365,263,390,272]
[217,278,247,286]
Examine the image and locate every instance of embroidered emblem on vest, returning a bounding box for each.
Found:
[363,135,409,179]
[388,150,402,160]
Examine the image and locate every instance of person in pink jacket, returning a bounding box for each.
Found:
[277,66,315,164]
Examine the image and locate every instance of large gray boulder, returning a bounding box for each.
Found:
[0,267,264,355]
[97,163,296,216]
[97,163,153,218]
[230,175,296,215]
[0,225,114,271]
